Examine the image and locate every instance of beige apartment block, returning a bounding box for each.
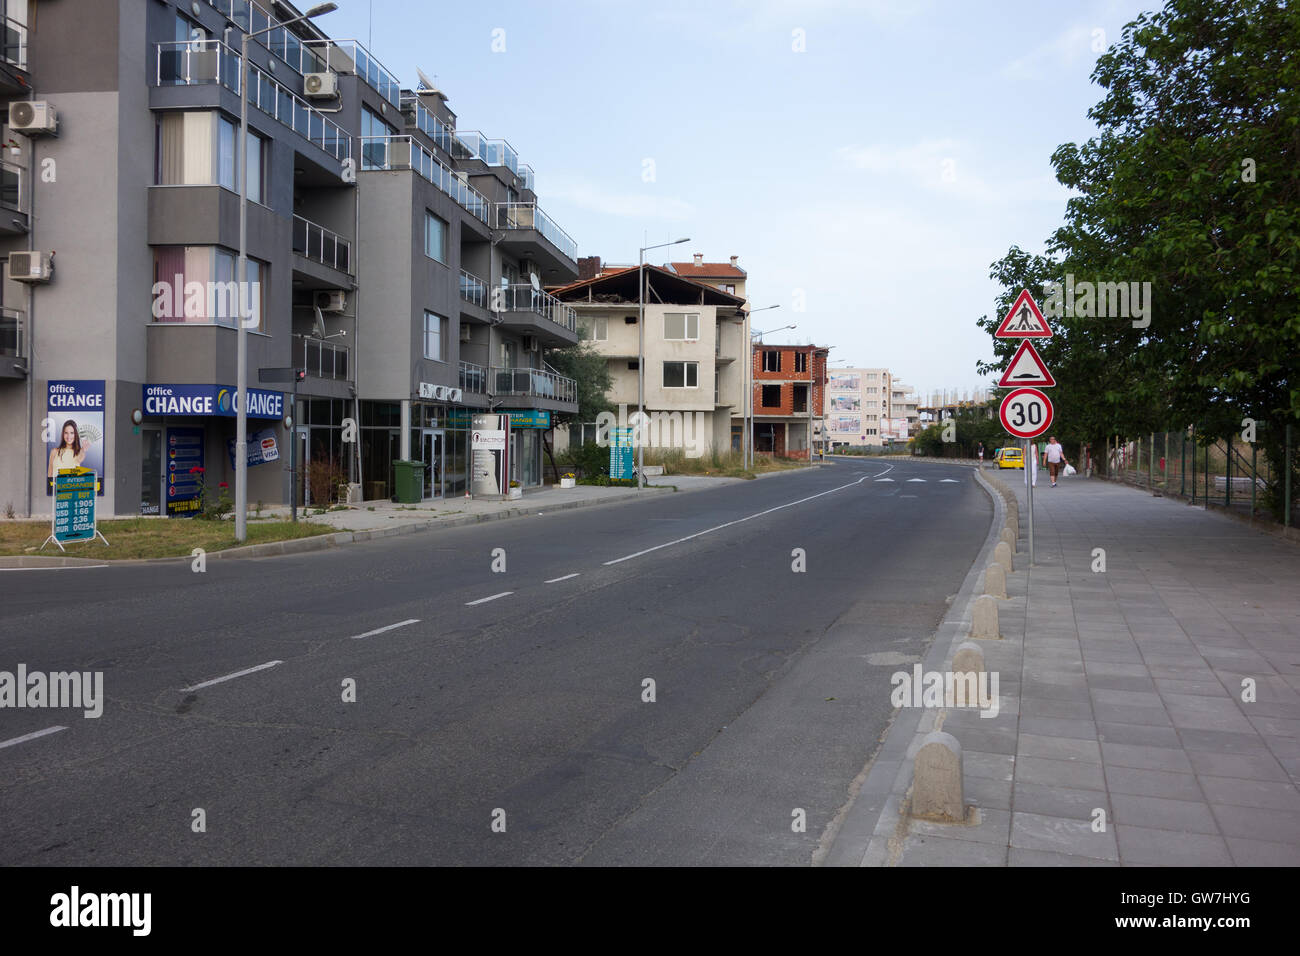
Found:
[825,367,920,447]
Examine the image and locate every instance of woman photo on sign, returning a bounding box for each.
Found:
[48,419,93,490]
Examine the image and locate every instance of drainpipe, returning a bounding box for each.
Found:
[22,125,35,517]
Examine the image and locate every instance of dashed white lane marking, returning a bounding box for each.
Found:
[0,725,67,750]
[940,478,961,482]
[466,591,513,606]
[179,660,283,693]
[544,573,580,584]
[874,478,895,482]
[350,618,420,640]
[604,465,895,566]
[906,478,927,482]
[0,565,111,572]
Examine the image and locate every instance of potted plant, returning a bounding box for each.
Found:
[559,472,576,489]
[508,479,522,500]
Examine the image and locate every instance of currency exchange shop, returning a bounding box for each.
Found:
[140,383,285,516]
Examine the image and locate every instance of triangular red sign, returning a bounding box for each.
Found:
[997,340,1056,387]
[994,289,1053,338]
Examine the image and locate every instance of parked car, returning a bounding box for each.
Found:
[996,447,1025,469]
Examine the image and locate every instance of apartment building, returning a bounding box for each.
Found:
[552,260,748,455]
[0,0,579,518]
[666,253,746,300]
[824,368,920,448]
[749,343,830,459]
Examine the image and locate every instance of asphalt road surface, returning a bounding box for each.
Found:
[0,458,989,866]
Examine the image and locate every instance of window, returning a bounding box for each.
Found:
[424,211,448,264]
[627,360,639,370]
[663,312,699,340]
[663,361,698,388]
[793,383,809,412]
[624,315,638,324]
[762,350,781,372]
[361,105,397,169]
[761,384,781,407]
[589,316,608,341]
[794,352,808,373]
[424,311,446,361]
[152,246,264,331]
[157,112,263,202]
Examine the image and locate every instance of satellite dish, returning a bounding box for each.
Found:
[313,306,327,339]
[529,272,540,292]
[416,67,436,91]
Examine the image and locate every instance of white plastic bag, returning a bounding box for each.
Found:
[1063,463,1077,476]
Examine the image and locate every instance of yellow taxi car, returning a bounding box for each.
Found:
[996,447,1024,469]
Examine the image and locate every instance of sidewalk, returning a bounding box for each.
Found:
[826,470,1300,867]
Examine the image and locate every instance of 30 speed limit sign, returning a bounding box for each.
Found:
[999,387,1054,439]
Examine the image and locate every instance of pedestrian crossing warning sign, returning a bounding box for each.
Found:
[994,289,1053,338]
[997,339,1056,387]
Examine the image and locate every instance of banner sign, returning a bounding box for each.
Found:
[144,384,284,419]
[52,469,97,543]
[166,426,205,517]
[46,380,105,496]
[228,428,280,468]
[447,409,550,430]
[610,426,634,480]
[471,414,510,497]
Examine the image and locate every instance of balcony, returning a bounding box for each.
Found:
[0,307,24,378]
[494,284,579,347]
[300,38,401,106]
[155,40,351,163]
[0,160,25,234]
[402,95,475,162]
[493,202,577,267]
[459,361,487,394]
[1,14,26,70]
[459,270,487,310]
[292,215,352,275]
[457,132,534,190]
[296,334,350,380]
[491,366,576,405]
[360,135,491,224]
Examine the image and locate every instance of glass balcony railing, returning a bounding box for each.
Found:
[497,284,577,333]
[292,215,352,274]
[494,202,577,263]
[296,334,350,380]
[401,95,475,162]
[490,366,576,404]
[300,39,401,106]
[459,361,486,394]
[2,15,27,70]
[459,270,487,309]
[457,133,536,191]
[0,307,23,359]
[155,41,351,163]
[359,135,490,223]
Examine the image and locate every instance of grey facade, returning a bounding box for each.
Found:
[0,0,579,518]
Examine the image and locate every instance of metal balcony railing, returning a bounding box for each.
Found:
[493,202,577,263]
[292,215,352,274]
[155,40,351,163]
[359,135,491,223]
[490,366,577,404]
[459,270,487,308]
[0,307,23,358]
[401,95,476,162]
[459,361,486,394]
[497,283,577,333]
[296,334,350,380]
[459,131,536,187]
[2,15,27,70]
[300,38,401,106]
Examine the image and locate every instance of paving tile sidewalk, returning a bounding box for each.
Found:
[827,471,1300,867]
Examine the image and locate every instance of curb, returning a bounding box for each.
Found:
[819,463,1009,866]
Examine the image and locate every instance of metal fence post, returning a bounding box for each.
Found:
[1251,440,1258,515]
[1149,432,1154,490]
[1287,423,1294,529]
[1181,430,1186,497]
[1226,434,1232,509]
[1190,426,1196,504]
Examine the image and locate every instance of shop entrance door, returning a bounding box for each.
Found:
[140,426,163,515]
[420,429,443,499]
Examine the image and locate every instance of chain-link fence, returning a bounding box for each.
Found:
[1100,425,1297,529]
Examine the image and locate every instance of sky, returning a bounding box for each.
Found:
[317,0,1156,400]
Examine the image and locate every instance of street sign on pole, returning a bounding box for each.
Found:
[997,340,1056,388]
[999,387,1054,439]
[994,289,1053,338]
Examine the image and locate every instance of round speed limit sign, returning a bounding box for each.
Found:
[999,387,1054,439]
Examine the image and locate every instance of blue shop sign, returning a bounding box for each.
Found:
[144,384,284,419]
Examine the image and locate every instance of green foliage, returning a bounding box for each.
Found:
[559,441,610,479]
[577,475,636,487]
[546,335,614,426]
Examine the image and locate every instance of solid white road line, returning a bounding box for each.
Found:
[466,591,513,606]
[179,660,284,693]
[603,465,895,566]
[0,565,111,572]
[0,725,68,750]
[350,618,420,640]
[544,573,580,584]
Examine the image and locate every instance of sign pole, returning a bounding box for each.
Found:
[1025,437,1034,566]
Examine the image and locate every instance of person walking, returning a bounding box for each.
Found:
[1044,436,1067,487]
[977,442,984,467]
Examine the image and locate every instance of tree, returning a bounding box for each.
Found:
[542,333,614,480]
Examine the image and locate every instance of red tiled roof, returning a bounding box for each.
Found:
[669,261,746,278]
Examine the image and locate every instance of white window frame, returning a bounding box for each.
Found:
[663,312,699,341]
[663,360,698,388]
[424,311,446,362]
[590,316,608,341]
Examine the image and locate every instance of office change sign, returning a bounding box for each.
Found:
[45,380,105,496]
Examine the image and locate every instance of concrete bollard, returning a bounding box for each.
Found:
[993,540,1013,573]
[912,731,965,822]
[983,562,1007,599]
[972,594,1001,640]
[999,526,1017,551]
[952,641,985,676]
[1006,516,1019,540]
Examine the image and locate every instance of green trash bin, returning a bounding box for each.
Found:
[392,459,424,503]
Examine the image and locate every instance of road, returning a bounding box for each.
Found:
[0,458,989,865]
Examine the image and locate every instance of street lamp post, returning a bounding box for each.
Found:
[748,318,794,470]
[637,237,690,489]
[236,2,337,543]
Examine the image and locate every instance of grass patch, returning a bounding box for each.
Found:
[0,517,333,560]
[640,448,810,479]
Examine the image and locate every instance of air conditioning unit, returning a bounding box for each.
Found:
[459,325,472,343]
[314,289,347,313]
[303,72,338,99]
[9,251,53,283]
[522,335,539,352]
[9,101,57,136]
